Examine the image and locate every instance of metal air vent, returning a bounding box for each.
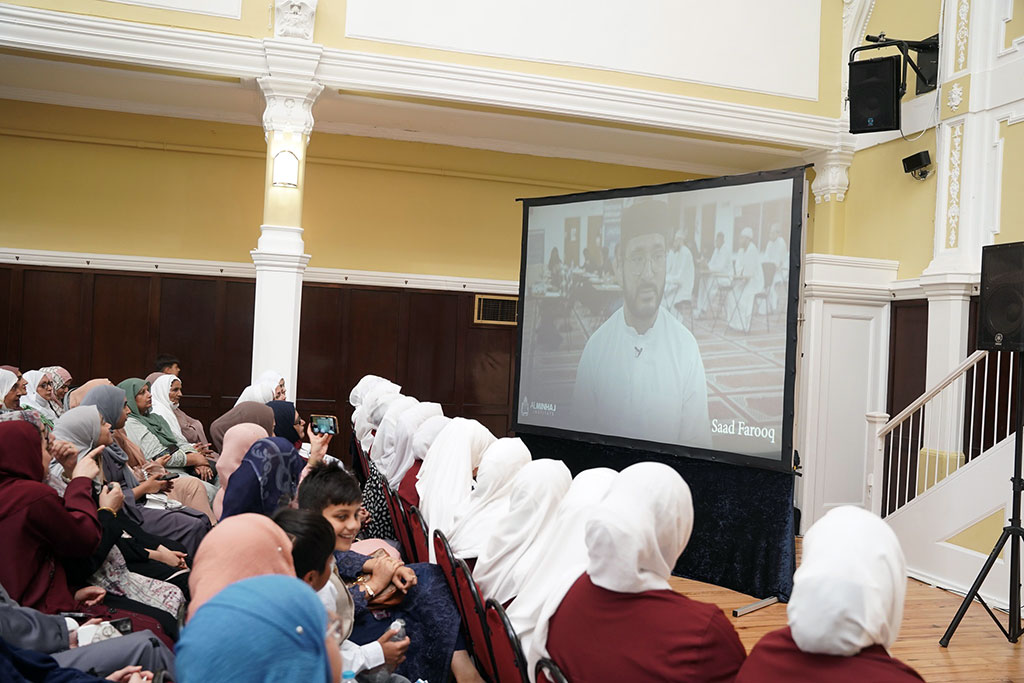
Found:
[474,295,518,326]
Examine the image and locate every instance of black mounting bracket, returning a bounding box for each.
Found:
[850,32,939,97]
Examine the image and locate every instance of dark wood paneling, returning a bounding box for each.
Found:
[20,269,89,377]
[158,278,220,397]
[90,273,151,382]
[1,265,517,456]
[405,292,459,403]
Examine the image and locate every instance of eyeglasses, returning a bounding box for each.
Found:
[625,249,667,274]
[37,380,53,390]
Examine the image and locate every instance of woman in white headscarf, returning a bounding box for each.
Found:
[384,401,443,490]
[415,417,496,558]
[234,379,278,407]
[0,368,19,412]
[369,395,418,464]
[149,373,188,442]
[349,375,399,422]
[539,462,745,682]
[510,467,617,670]
[736,506,921,682]
[472,459,571,604]
[398,414,450,510]
[38,366,72,416]
[447,438,532,559]
[355,387,402,456]
[20,369,59,427]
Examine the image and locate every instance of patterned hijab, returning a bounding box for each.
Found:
[117,378,179,451]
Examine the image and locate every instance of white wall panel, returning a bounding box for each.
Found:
[101,0,242,19]
[345,0,822,99]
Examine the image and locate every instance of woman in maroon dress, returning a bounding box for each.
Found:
[542,461,746,682]
[736,506,922,682]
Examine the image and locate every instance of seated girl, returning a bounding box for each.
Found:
[298,462,483,683]
[118,378,216,503]
[735,506,922,682]
[538,462,746,682]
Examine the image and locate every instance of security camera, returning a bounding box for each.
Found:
[902,151,932,180]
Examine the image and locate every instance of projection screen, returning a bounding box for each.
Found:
[512,167,805,473]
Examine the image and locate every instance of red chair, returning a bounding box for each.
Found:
[380,479,413,562]
[433,530,474,654]
[406,505,431,565]
[535,658,568,683]
[485,597,529,683]
[454,557,497,682]
[394,495,416,559]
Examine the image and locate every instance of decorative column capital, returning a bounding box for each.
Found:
[808,148,855,203]
[274,0,318,42]
[257,75,324,141]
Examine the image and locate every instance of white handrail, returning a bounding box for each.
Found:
[879,349,989,438]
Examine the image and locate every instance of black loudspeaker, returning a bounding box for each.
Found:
[978,242,1024,352]
[849,54,902,134]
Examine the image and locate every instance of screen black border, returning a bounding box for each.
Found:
[511,165,808,474]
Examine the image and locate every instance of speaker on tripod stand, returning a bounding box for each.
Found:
[941,242,1024,646]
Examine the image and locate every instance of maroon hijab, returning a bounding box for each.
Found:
[0,420,101,613]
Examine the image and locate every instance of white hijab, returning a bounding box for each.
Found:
[20,370,57,421]
[0,369,17,400]
[384,402,443,489]
[472,459,572,605]
[150,374,185,442]
[349,375,395,408]
[257,369,283,387]
[357,391,402,455]
[234,381,275,407]
[528,462,691,675]
[447,438,532,559]
[788,505,906,656]
[369,396,418,464]
[515,467,618,676]
[416,417,496,557]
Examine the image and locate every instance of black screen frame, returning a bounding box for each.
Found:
[511,165,807,474]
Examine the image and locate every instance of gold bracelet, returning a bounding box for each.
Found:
[363,583,376,599]
[97,507,117,517]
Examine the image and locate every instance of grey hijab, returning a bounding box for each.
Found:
[52,405,101,457]
[80,384,144,520]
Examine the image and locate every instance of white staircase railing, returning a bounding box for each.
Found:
[867,349,1020,517]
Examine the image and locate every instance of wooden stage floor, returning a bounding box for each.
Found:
[668,573,1023,682]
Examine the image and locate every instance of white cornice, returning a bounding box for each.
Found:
[0,247,519,295]
[0,2,847,153]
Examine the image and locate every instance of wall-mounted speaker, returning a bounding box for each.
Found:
[849,54,902,134]
[978,242,1024,352]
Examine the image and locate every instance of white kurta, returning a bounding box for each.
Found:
[725,243,765,331]
[663,245,695,311]
[762,236,789,312]
[571,306,711,448]
[696,245,732,316]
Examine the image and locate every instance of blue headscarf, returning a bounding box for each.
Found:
[225,437,305,517]
[176,574,332,683]
[267,400,300,444]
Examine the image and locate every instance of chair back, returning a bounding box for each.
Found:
[380,479,411,561]
[454,557,497,681]
[485,597,529,683]
[407,505,431,564]
[535,658,569,683]
[349,435,369,485]
[761,261,777,291]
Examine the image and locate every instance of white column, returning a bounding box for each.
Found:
[921,275,976,388]
[250,6,323,400]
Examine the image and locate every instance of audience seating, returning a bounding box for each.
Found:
[349,435,370,486]
[485,597,530,683]
[453,557,497,681]
[432,530,465,620]
[535,658,569,683]
[407,505,431,564]
[381,479,414,561]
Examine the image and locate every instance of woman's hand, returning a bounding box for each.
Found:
[71,446,103,481]
[74,586,105,606]
[154,454,172,468]
[149,545,188,569]
[194,464,214,481]
[391,566,417,593]
[106,665,154,682]
[357,506,371,526]
[98,482,124,514]
[377,628,410,671]
[50,439,79,474]
[308,430,333,466]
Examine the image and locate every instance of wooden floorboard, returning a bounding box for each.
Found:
[669,569,1023,681]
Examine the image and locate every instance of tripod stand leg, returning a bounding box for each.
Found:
[940,528,1011,647]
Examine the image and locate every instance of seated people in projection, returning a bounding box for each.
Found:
[571,199,712,447]
[696,232,732,318]
[761,224,788,312]
[725,227,765,331]
[663,227,695,320]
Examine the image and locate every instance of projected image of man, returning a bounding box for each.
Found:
[571,199,712,447]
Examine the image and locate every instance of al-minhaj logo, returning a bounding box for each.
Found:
[519,395,529,417]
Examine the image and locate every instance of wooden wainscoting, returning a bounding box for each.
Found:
[0,264,517,462]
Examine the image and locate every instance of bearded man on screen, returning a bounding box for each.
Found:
[571,199,712,447]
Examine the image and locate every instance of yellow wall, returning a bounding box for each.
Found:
[946,508,1006,558]
[0,100,689,280]
[838,130,937,279]
[863,0,941,102]
[1006,1,1023,50]
[5,0,271,38]
[995,120,1024,245]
